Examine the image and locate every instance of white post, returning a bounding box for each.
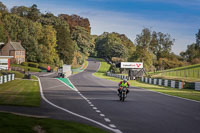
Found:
[4,75,7,83]
[195,82,200,91]
[179,82,182,89]
[171,80,175,88]
[154,79,157,85]
[145,77,148,83]
[159,79,162,85]
[164,80,168,86]
[149,78,152,84]
[8,74,11,81]
[0,76,2,84]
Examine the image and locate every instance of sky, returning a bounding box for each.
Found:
[2,0,200,54]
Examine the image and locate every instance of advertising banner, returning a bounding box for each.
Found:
[121,62,143,69]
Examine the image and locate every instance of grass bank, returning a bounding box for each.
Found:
[94,59,200,101]
[11,64,42,72]
[149,63,200,82]
[0,79,40,106]
[0,112,108,133]
[93,59,110,78]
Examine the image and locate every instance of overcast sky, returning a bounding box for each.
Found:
[2,0,200,54]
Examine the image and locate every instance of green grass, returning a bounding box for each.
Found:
[0,79,40,106]
[132,81,200,101]
[0,112,108,133]
[94,58,200,101]
[151,75,200,82]
[11,64,42,72]
[149,64,200,82]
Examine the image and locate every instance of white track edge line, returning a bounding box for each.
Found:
[55,78,122,133]
[37,76,122,133]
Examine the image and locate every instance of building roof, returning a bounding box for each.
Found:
[10,41,25,51]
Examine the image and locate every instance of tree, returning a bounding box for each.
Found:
[180,29,200,64]
[27,4,40,21]
[95,32,128,61]
[196,29,200,48]
[131,28,175,71]
[39,25,59,64]
[0,2,8,13]
[56,24,75,64]
[71,26,93,57]
[11,6,30,17]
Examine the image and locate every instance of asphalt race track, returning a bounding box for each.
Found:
[0,59,200,133]
[69,59,200,133]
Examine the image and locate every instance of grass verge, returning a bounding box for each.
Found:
[0,79,40,106]
[0,112,108,133]
[151,75,200,82]
[94,59,200,102]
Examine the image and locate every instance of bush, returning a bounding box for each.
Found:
[21,62,28,66]
[28,62,39,68]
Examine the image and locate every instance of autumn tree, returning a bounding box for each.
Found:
[39,25,59,64]
[95,32,128,61]
[130,28,175,71]
[71,26,94,63]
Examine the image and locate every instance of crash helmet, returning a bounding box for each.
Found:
[123,78,127,82]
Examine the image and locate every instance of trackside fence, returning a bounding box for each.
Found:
[106,72,130,80]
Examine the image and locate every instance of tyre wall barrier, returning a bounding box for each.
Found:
[140,77,191,90]
[0,74,15,84]
[195,82,200,91]
[149,78,152,84]
[171,80,175,88]
[0,76,3,84]
[154,79,157,85]
[164,80,168,87]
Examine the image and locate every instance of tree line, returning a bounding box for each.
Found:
[0,2,93,67]
[0,1,199,71]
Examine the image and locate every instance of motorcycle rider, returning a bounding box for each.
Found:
[118,78,130,95]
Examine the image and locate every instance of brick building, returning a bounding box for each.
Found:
[0,39,25,64]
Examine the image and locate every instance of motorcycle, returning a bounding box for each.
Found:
[119,87,127,102]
